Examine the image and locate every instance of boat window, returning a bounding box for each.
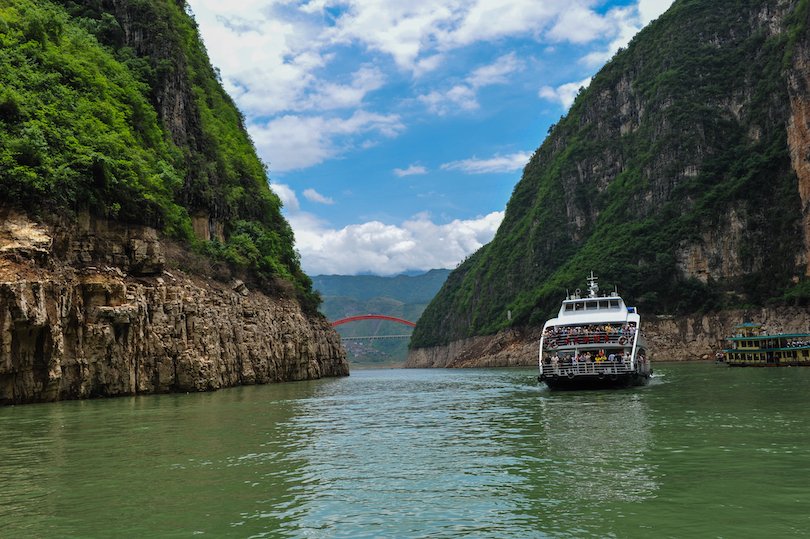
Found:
[598,300,609,309]
[609,300,619,308]
[586,301,598,310]
[564,303,574,312]
[574,302,584,311]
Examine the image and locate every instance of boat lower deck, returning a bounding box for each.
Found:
[726,360,810,367]
[723,345,810,367]
[538,360,651,390]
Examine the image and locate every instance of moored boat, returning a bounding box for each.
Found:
[538,273,652,390]
[722,322,810,367]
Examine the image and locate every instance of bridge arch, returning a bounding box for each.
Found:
[331,314,416,327]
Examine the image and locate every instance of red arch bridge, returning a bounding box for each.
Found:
[330,314,416,341]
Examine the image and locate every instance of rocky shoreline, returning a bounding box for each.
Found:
[0,211,348,405]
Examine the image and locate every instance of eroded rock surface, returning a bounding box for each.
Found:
[0,212,347,404]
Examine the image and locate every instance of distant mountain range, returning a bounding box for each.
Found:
[312,269,450,366]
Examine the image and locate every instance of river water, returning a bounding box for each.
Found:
[2,363,809,538]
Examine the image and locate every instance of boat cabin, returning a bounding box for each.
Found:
[724,322,810,366]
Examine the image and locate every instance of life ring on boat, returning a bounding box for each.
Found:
[567,371,575,379]
[598,372,605,380]
[618,337,627,345]
[610,374,619,381]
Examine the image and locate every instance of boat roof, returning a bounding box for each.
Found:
[543,272,639,328]
[728,333,810,340]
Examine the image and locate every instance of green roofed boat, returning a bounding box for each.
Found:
[722,322,810,367]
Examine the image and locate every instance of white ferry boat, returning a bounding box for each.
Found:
[538,273,652,390]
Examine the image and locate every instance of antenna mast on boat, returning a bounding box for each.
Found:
[587,271,599,298]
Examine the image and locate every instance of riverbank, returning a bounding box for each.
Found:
[405,307,810,367]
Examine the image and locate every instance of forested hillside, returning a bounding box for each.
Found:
[0,0,316,309]
[412,0,810,349]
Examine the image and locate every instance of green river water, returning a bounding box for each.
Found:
[2,362,810,538]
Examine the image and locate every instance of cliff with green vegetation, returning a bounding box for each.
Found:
[409,0,810,363]
[0,0,347,403]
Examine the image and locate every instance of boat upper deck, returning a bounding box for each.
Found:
[542,273,639,330]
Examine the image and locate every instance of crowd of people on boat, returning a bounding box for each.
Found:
[543,323,637,347]
[545,350,629,365]
[544,323,636,338]
[786,340,810,348]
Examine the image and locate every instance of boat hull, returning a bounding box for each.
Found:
[538,372,650,390]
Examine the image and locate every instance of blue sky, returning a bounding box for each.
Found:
[186,0,674,275]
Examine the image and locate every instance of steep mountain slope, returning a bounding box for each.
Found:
[0,0,347,403]
[411,0,810,355]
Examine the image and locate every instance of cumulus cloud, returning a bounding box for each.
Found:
[250,111,405,172]
[441,151,532,174]
[394,165,428,177]
[547,5,611,44]
[638,0,675,24]
[189,0,662,113]
[468,52,523,88]
[289,209,505,275]
[418,52,523,115]
[271,181,502,274]
[419,85,479,115]
[269,182,300,211]
[188,0,675,174]
[539,77,592,109]
[301,65,386,111]
[303,188,335,205]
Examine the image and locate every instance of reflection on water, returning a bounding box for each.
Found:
[266,371,544,538]
[534,392,656,504]
[2,365,810,538]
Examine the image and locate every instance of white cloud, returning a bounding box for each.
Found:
[250,111,405,172]
[539,77,592,109]
[468,52,523,88]
[302,65,386,111]
[638,0,674,25]
[303,188,335,205]
[419,85,479,115]
[441,151,532,174]
[270,182,300,211]
[394,165,428,177]
[418,52,523,115]
[548,5,611,44]
[187,0,675,174]
[579,1,675,67]
[289,209,505,275]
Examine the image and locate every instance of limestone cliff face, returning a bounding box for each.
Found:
[787,1,810,275]
[0,212,348,404]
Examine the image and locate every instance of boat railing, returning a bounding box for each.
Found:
[543,331,636,348]
[542,360,635,376]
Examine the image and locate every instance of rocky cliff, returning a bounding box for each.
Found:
[0,1,348,403]
[0,211,347,404]
[409,0,810,366]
